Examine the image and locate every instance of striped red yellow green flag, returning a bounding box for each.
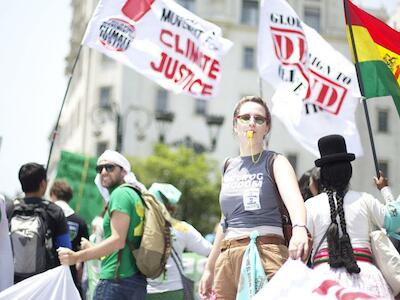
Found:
[345,0,400,116]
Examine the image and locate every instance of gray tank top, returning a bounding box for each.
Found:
[219,150,282,231]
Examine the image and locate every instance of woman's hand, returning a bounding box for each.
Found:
[58,248,79,266]
[80,237,93,250]
[374,170,388,190]
[199,268,214,299]
[288,226,310,261]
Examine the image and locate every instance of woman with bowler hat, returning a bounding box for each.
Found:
[306,134,397,298]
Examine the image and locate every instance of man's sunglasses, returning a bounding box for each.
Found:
[236,114,267,125]
[96,164,117,173]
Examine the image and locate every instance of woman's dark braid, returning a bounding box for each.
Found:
[336,190,346,234]
[336,190,360,273]
[325,187,343,268]
[327,188,336,222]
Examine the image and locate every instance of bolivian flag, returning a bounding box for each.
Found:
[345,0,400,116]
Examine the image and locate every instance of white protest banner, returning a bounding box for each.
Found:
[258,0,363,157]
[83,0,233,99]
[254,259,382,300]
[0,266,80,300]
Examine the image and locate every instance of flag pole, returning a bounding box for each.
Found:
[46,44,83,172]
[343,0,380,178]
[259,77,264,99]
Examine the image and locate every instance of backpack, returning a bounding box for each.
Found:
[112,184,172,279]
[9,199,55,278]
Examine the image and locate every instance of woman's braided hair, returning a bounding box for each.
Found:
[321,161,360,274]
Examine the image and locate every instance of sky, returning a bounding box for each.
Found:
[0,1,71,197]
[0,0,398,198]
[359,0,399,11]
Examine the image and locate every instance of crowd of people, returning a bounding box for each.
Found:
[0,95,399,300]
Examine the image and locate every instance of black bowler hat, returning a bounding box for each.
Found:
[315,135,355,167]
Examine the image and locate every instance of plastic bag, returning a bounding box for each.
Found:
[0,266,80,300]
[236,231,267,300]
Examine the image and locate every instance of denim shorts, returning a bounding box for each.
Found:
[94,272,147,300]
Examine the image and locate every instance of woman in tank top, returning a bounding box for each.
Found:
[199,96,310,299]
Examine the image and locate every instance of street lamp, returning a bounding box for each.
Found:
[154,112,225,153]
[92,102,152,152]
[206,114,225,152]
[154,111,175,144]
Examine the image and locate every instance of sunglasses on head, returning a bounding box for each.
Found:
[236,114,267,125]
[96,164,117,173]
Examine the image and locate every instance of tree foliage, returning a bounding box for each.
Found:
[127,144,221,234]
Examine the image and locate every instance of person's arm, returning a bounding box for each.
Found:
[184,222,212,257]
[54,209,72,249]
[5,199,14,220]
[76,220,90,271]
[199,219,224,299]
[273,155,309,260]
[58,210,130,265]
[55,233,72,249]
[81,221,90,241]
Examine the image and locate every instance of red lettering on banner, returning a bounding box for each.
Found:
[202,83,212,96]
[164,56,179,79]
[313,280,377,299]
[201,55,211,71]
[160,29,173,48]
[158,29,221,81]
[270,25,351,115]
[307,70,347,115]
[208,59,219,79]
[275,35,294,61]
[150,51,215,97]
[270,25,310,96]
[150,52,167,72]
[189,79,202,93]
[340,293,376,300]
[175,34,184,54]
[271,26,307,66]
[314,279,338,295]
[152,28,222,97]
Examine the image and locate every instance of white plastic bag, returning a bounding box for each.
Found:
[0,266,80,300]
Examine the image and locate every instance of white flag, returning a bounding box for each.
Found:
[83,0,233,99]
[258,0,363,157]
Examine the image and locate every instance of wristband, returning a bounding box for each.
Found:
[292,224,307,229]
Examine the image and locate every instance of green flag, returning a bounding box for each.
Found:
[56,151,104,226]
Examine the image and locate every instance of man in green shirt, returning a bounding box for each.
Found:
[58,150,146,299]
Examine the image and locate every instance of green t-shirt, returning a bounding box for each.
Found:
[100,185,144,279]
